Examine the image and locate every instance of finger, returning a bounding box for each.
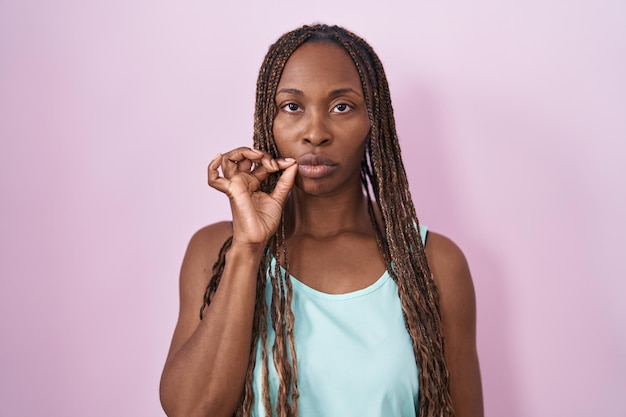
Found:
[257,152,279,172]
[222,148,264,178]
[207,154,232,193]
[248,157,295,185]
[270,162,298,205]
[221,146,263,156]
[275,157,297,170]
[245,164,274,189]
[222,147,264,164]
[207,154,222,183]
[221,153,240,178]
[237,158,253,172]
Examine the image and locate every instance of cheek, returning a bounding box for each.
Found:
[272,114,293,136]
[273,114,306,156]
[272,119,286,149]
[348,117,371,149]
[272,121,292,157]
[352,109,371,133]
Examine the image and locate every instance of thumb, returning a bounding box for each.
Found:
[271,162,298,205]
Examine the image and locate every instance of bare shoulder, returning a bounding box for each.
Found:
[186,221,234,257]
[164,221,233,363]
[179,221,234,308]
[424,231,484,416]
[181,221,233,277]
[423,231,472,294]
[423,231,477,347]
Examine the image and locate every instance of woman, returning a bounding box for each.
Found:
[160,24,483,417]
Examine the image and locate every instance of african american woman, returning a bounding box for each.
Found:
[160,24,483,417]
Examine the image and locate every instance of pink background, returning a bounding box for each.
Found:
[1,1,624,416]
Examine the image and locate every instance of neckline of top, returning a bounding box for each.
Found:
[269,256,391,300]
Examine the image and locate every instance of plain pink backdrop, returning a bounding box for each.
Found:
[1,1,624,416]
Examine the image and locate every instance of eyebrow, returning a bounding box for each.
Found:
[276,88,304,96]
[329,88,362,98]
[275,87,363,98]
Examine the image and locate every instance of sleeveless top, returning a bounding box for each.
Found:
[251,226,428,417]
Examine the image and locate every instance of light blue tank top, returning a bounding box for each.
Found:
[251,226,428,417]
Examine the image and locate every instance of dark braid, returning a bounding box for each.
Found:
[202,24,454,417]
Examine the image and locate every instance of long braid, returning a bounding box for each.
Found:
[201,24,453,417]
[340,28,453,416]
[340,28,454,416]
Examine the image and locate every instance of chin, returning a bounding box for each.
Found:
[294,177,353,198]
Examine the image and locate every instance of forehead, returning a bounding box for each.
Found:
[277,42,362,91]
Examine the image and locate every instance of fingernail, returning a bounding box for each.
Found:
[284,157,295,162]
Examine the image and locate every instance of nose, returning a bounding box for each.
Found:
[302,110,332,146]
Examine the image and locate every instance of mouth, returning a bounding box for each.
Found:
[296,154,338,179]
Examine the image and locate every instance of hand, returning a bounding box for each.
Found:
[208,147,298,247]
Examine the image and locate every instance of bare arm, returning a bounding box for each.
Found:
[159,149,298,417]
[425,232,484,417]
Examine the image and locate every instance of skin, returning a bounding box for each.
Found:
[160,42,483,417]
[273,42,385,291]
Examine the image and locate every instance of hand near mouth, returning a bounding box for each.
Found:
[208,147,298,249]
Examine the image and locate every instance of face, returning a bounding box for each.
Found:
[272,41,371,196]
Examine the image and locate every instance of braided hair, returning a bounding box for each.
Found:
[201,24,454,417]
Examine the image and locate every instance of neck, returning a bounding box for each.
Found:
[285,184,373,239]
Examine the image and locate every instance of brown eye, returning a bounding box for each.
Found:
[333,103,351,113]
[284,103,300,112]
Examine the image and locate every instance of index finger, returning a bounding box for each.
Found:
[254,151,279,172]
[207,153,230,192]
[222,147,265,164]
[225,148,279,173]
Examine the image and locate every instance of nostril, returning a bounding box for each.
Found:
[303,136,331,146]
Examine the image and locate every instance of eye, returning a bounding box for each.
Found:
[332,103,352,113]
[282,103,301,113]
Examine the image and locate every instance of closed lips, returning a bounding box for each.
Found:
[296,154,337,166]
[296,154,338,178]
